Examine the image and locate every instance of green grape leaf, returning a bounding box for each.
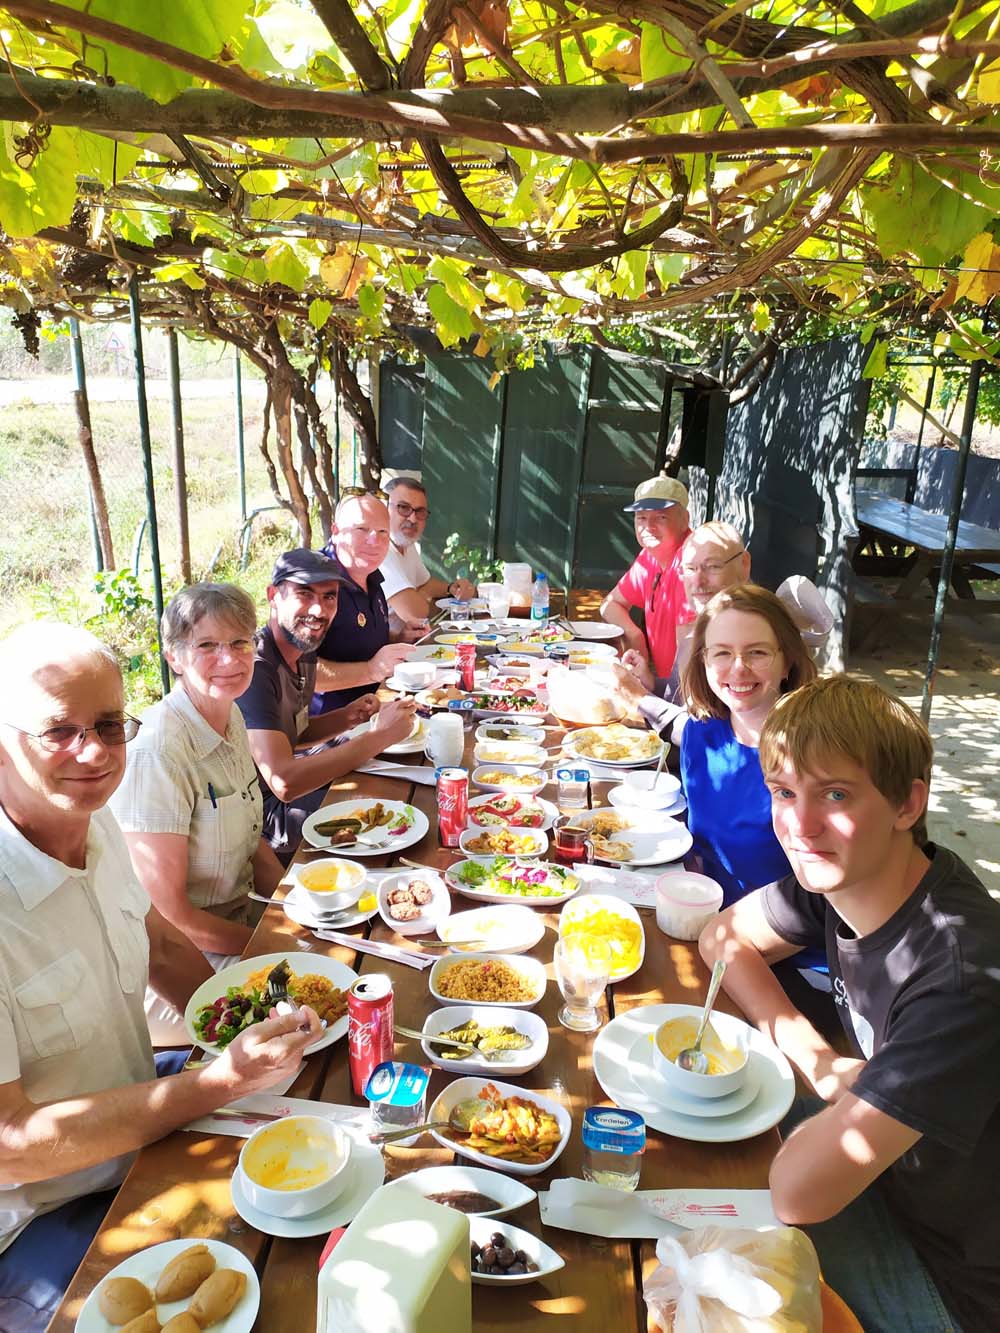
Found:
[308,297,333,329]
[153,261,206,291]
[427,256,484,313]
[862,339,888,380]
[640,24,688,83]
[863,161,991,267]
[426,284,477,347]
[0,126,78,237]
[264,241,308,292]
[357,283,384,319]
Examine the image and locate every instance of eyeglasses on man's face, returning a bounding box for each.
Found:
[682,550,745,578]
[4,716,142,753]
[392,501,430,520]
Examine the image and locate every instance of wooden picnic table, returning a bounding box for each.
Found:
[50,716,779,1333]
[853,488,1000,609]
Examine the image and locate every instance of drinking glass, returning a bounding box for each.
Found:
[554,935,612,1032]
[425,712,465,767]
[479,582,511,620]
[553,814,594,865]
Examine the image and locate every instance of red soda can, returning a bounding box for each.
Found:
[347,974,394,1096]
[437,766,469,847]
[456,641,476,691]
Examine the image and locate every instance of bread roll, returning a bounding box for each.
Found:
[154,1244,217,1302]
[188,1268,247,1327]
[98,1275,154,1325]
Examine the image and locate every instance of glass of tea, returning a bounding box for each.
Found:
[553,816,595,866]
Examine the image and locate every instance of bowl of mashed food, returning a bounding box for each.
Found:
[237,1115,352,1217]
[652,1011,749,1099]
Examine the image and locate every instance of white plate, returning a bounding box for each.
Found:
[377,869,451,937]
[472,695,548,720]
[346,715,428,755]
[607,785,687,819]
[383,1165,537,1217]
[458,827,548,859]
[75,1237,260,1333]
[628,1030,761,1118]
[470,1216,565,1285]
[301,800,428,855]
[564,726,664,769]
[429,1077,571,1177]
[592,1004,795,1143]
[558,892,645,982]
[568,621,624,641]
[446,859,580,908]
[429,953,547,1010]
[495,640,546,656]
[437,904,547,954]
[471,764,548,796]
[184,952,358,1057]
[411,644,458,663]
[473,741,548,768]
[230,1123,384,1237]
[475,723,546,744]
[573,807,692,867]
[282,883,379,932]
[467,793,558,832]
[418,1004,549,1075]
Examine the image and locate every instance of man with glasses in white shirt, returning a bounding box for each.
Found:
[0,622,322,1332]
[379,476,477,626]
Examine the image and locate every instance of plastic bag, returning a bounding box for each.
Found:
[643,1226,822,1333]
[774,576,834,651]
[545,664,624,726]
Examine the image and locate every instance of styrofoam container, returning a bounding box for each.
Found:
[377,869,451,938]
[237,1115,352,1218]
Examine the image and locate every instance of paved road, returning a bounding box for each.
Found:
[0,375,268,406]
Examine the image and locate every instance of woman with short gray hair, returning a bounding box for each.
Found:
[111,582,283,1038]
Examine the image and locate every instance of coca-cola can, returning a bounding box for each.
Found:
[437,766,469,848]
[348,974,394,1096]
[456,642,476,691]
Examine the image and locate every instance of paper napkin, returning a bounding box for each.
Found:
[537,1178,778,1239]
[182,1093,367,1138]
[573,863,661,908]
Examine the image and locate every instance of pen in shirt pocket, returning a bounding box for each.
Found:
[208,783,218,809]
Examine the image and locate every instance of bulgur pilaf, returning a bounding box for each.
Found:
[436,958,539,1003]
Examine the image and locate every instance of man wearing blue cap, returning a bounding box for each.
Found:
[600,476,694,679]
[237,549,417,861]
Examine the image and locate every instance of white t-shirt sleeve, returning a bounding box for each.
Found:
[379,544,430,600]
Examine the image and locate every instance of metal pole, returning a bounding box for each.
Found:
[69,316,107,572]
[234,350,247,522]
[128,276,170,696]
[910,365,936,503]
[920,358,983,723]
[332,348,341,502]
[166,329,191,583]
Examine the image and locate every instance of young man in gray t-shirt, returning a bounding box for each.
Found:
[700,676,1000,1332]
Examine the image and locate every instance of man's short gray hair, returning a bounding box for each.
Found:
[384,475,426,498]
[161,583,257,655]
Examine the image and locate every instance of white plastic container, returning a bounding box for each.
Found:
[502,562,532,609]
[317,1188,471,1333]
[395,660,437,690]
[654,871,724,941]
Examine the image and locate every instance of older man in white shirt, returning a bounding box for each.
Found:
[0,622,322,1332]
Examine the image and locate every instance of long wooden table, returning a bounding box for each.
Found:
[51,722,778,1332]
[853,488,1000,609]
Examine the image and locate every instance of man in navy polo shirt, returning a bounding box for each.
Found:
[311,493,422,715]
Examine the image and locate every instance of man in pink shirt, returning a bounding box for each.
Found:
[600,476,693,678]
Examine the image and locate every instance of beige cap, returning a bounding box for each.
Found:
[624,475,689,511]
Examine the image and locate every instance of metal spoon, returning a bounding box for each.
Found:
[370,1097,483,1146]
[393,1025,519,1061]
[676,960,728,1074]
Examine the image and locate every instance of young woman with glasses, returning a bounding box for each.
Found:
[680,584,817,908]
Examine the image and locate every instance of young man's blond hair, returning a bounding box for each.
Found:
[759,676,933,844]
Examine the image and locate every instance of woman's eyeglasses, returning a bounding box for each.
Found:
[704,647,777,670]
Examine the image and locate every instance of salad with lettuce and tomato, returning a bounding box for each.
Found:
[452,856,578,901]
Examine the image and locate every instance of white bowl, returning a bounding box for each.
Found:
[437,904,546,955]
[469,1216,565,1284]
[471,764,548,796]
[291,858,367,912]
[377,869,451,938]
[418,1004,549,1075]
[383,1165,537,1218]
[395,660,438,689]
[458,827,548,859]
[429,952,547,1009]
[623,769,683,808]
[237,1115,352,1218]
[473,741,547,767]
[475,723,546,745]
[429,1076,572,1177]
[652,1010,750,1099]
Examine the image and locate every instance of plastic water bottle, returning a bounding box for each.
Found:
[531,571,550,621]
